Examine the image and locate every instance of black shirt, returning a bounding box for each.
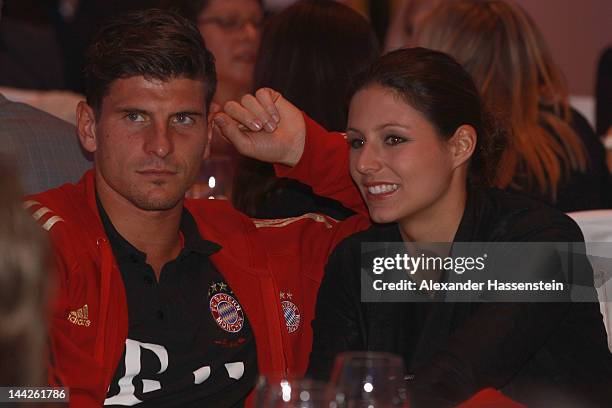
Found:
[98,199,257,407]
[308,187,612,407]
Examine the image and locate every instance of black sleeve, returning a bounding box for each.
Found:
[306,239,366,381]
[409,237,574,405]
[410,217,607,407]
[409,302,570,407]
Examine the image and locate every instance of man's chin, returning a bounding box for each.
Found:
[130,191,183,212]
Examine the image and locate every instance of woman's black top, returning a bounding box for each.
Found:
[308,187,612,407]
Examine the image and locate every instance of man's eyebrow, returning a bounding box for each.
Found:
[173,110,204,116]
[115,107,149,114]
[112,108,205,117]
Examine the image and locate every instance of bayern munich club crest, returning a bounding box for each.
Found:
[209,292,244,333]
[280,291,301,334]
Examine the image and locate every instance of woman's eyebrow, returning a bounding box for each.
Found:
[346,123,412,133]
[375,122,411,131]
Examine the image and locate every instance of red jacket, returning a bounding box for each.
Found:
[25,168,368,406]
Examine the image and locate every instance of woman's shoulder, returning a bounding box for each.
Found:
[337,222,401,244]
[470,187,584,242]
[330,223,402,260]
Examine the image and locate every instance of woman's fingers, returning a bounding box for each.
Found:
[212,112,253,154]
[209,101,221,115]
[223,100,265,132]
[222,88,284,132]
[255,88,281,124]
[241,93,277,132]
[216,88,304,166]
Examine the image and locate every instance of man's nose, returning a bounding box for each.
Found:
[144,124,174,158]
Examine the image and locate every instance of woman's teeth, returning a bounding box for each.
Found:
[367,184,398,195]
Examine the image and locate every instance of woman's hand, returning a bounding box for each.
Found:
[213,88,306,167]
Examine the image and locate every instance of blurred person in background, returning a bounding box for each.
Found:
[595,47,612,173]
[383,0,441,52]
[0,0,65,90]
[161,0,264,197]
[0,0,91,193]
[0,0,159,122]
[0,158,49,387]
[161,0,262,108]
[232,0,379,219]
[0,0,82,122]
[0,90,92,193]
[413,0,611,211]
[596,47,612,137]
[1,0,159,94]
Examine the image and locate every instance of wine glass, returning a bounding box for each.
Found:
[329,351,408,407]
[187,155,235,199]
[259,377,337,408]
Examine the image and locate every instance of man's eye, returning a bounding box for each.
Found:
[384,135,406,145]
[174,114,194,125]
[126,113,145,122]
[348,138,364,149]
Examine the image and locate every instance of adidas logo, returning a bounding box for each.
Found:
[23,200,64,232]
[68,304,91,327]
[253,213,335,229]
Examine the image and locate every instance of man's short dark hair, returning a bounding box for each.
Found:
[84,9,216,116]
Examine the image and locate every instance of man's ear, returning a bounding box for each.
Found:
[448,124,477,170]
[76,101,98,153]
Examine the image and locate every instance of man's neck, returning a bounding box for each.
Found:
[97,184,183,279]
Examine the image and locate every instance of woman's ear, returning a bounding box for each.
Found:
[76,101,98,153]
[449,124,477,169]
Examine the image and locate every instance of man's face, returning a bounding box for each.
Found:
[78,76,210,211]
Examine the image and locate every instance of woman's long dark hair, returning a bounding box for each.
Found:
[232,0,379,217]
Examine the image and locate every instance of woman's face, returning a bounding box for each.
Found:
[197,0,262,90]
[347,85,457,226]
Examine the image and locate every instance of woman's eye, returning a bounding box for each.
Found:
[126,112,145,122]
[174,114,194,125]
[348,138,364,149]
[384,135,406,145]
